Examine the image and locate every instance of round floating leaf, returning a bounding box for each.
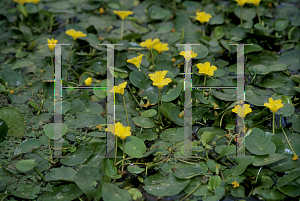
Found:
[139,129,158,141]
[0,107,25,138]
[37,184,83,201]
[162,81,183,102]
[245,44,263,54]
[161,102,184,126]
[234,7,256,20]
[124,136,146,158]
[16,159,37,172]
[276,103,295,117]
[249,65,270,75]
[208,176,221,191]
[102,183,132,201]
[44,167,76,182]
[245,135,276,155]
[149,6,169,20]
[14,139,41,156]
[127,165,145,174]
[157,26,173,34]
[141,109,157,117]
[259,74,285,88]
[174,163,204,179]
[160,127,186,143]
[103,158,121,179]
[75,166,102,201]
[129,71,146,88]
[68,99,85,114]
[275,19,289,31]
[212,91,236,101]
[60,146,93,166]
[144,172,190,196]
[269,64,288,72]
[252,153,287,166]
[277,185,300,197]
[132,116,154,128]
[12,185,39,200]
[291,75,300,84]
[43,123,68,140]
[0,70,24,87]
[276,171,300,187]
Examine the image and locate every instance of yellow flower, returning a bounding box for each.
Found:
[235,0,248,6]
[96,124,102,130]
[179,51,197,61]
[292,154,299,161]
[248,0,261,6]
[196,12,212,24]
[196,62,218,76]
[65,29,86,40]
[153,42,169,54]
[127,54,143,69]
[9,90,14,94]
[149,70,172,89]
[99,7,105,14]
[232,181,239,188]
[47,38,57,51]
[105,124,115,135]
[232,104,252,117]
[84,77,92,86]
[106,122,131,140]
[139,38,160,50]
[28,0,40,4]
[109,82,127,95]
[13,0,27,5]
[264,98,284,113]
[113,10,133,20]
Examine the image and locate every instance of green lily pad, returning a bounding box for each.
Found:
[124,136,146,158]
[276,171,300,187]
[162,81,183,102]
[0,107,25,138]
[269,63,288,72]
[184,177,213,196]
[60,146,93,166]
[11,185,39,200]
[44,167,76,182]
[102,183,132,201]
[75,166,103,200]
[234,7,256,20]
[275,19,289,31]
[14,139,42,156]
[160,127,187,143]
[68,98,85,114]
[144,172,190,196]
[245,135,276,155]
[141,109,157,117]
[208,176,221,191]
[129,71,147,88]
[252,153,287,166]
[249,65,270,75]
[15,159,37,172]
[127,165,145,174]
[161,102,184,126]
[174,163,204,179]
[43,123,68,140]
[37,184,83,201]
[103,158,121,179]
[132,116,154,128]
[277,185,300,197]
[0,70,24,87]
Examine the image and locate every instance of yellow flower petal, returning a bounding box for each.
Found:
[153,42,169,54]
[235,0,248,6]
[109,82,127,95]
[113,10,133,20]
[149,70,172,89]
[47,38,58,51]
[99,7,105,14]
[195,12,212,24]
[139,38,160,50]
[84,77,92,86]
[264,98,284,113]
[292,154,299,161]
[248,0,261,6]
[231,181,239,188]
[196,62,218,76]
[179,51,197,61]
[127,54,143,69]
[65,29,86,40]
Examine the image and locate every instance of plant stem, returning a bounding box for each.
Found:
[180,183,200,201]
[66,40,75,81]
[203,75,207,96]
[47,137,53,162]
[240,6,243,25]
[123,95,130,127]
[121,20,124,40]
[127,85,143,109]
[34,167,45,181]
[150,49,155,66]
[180,28,184,44]
[273,113,275,134]
[122,140,125,172]
[202,23,204,37]
[281,126,297,156]
[51,50,54,80]
[115,136,118,165]
[158,88,165,127]
[257,6,261,24]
